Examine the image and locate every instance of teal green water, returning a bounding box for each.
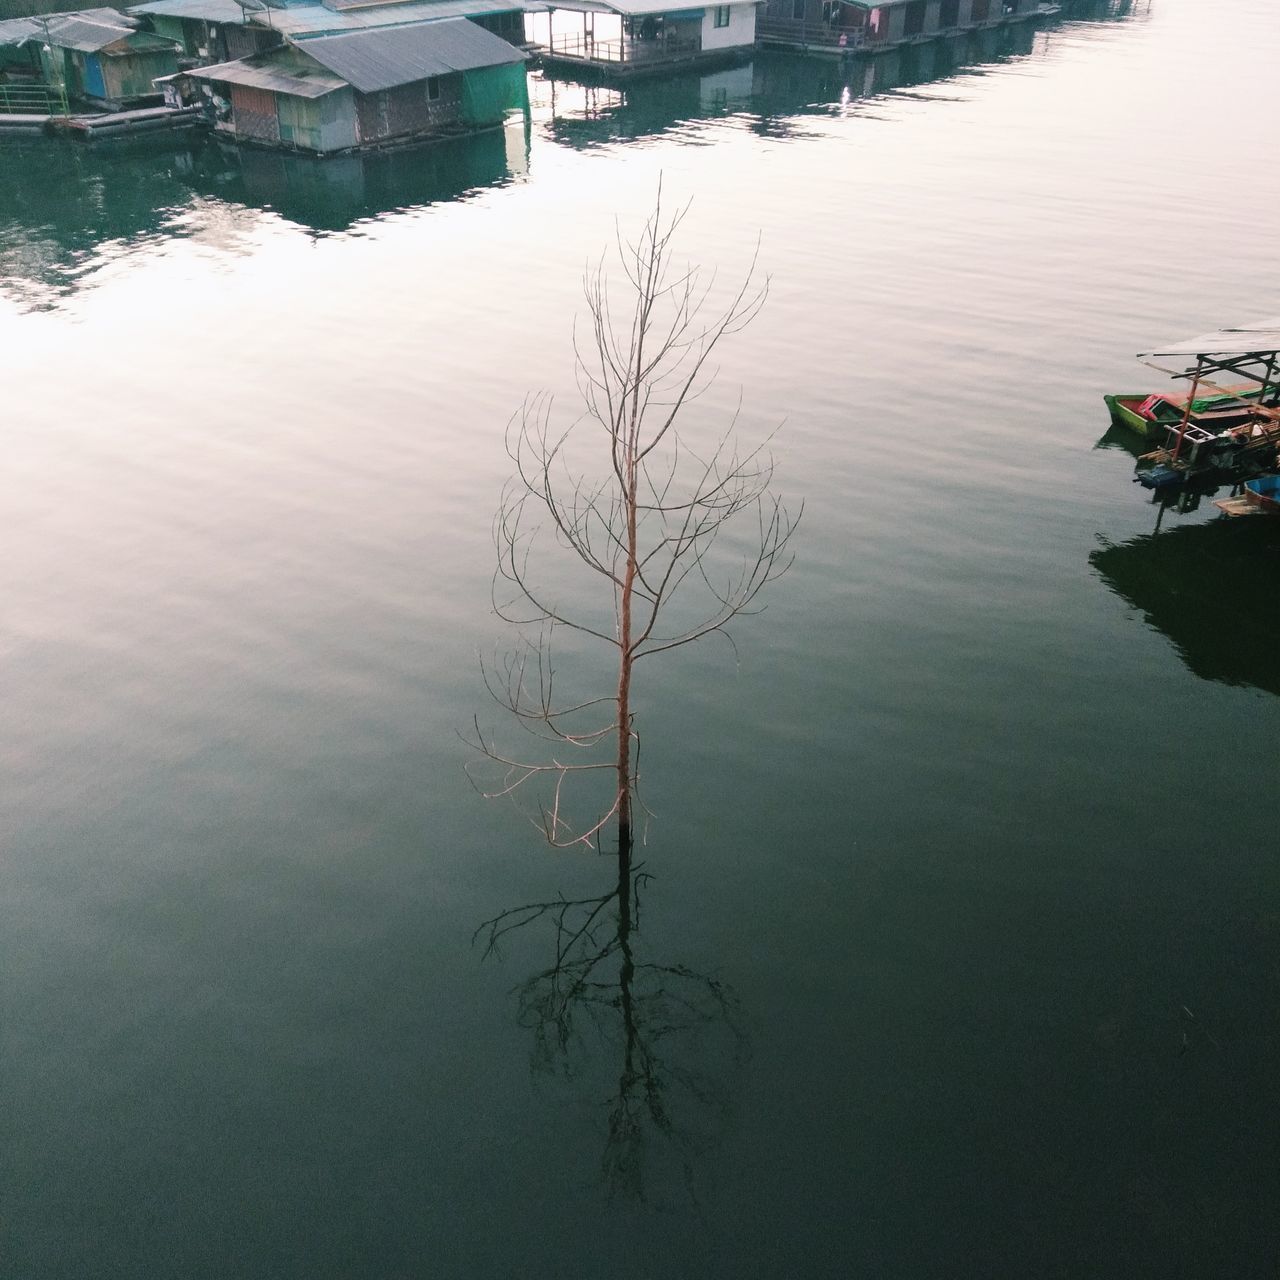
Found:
[4,1,1280,1274]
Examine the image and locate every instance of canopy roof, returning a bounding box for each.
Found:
[298,17,524,91]
[1141,317,1280,363]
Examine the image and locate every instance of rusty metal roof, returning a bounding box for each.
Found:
[297,17,525,92]
[188,53,348,95]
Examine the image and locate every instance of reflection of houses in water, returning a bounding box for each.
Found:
[221,114,529,229]
[0,135,207,308]
[0,121,527,306]
[751,21,1035,105]
[1091,521,1280,698]
[534,0,1134,144]
[533,24,1036,148]
[531,59,753,145]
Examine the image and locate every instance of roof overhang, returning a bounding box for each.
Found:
[188,55,347,96]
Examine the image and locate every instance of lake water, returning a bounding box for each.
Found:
[4,0,1280,1274]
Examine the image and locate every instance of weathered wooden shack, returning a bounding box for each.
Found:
[1,8,179,111]
[758,0,1058,55]
[189,18,528,153]
[529,0,758,79]
[35,11,179,107]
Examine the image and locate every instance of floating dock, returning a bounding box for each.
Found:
[43,103,205,139]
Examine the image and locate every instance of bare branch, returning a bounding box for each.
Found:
[475,181,799,852]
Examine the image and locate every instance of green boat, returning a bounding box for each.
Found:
[1103,386,1276,440]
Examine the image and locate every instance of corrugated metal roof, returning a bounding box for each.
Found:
[258,0,524,36]
[128,0,255,22]
[44,14,139,51]
[188,53,348,94]
[0,8,129,46]
[298,17,525,91]
[0,17,43,45]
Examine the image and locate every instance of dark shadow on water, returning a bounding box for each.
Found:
[1091,516,1280,697]
[476,846,746,1206]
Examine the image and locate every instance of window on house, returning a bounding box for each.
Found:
[426,76,441,101]
[714,4,731,25]
[792,0,806,19]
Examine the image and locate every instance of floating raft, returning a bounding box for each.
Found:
[0,113,54,135]
[45,104,204,140]
[1212,496,1261,517]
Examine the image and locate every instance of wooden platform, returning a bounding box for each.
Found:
[1212,496,1264,517]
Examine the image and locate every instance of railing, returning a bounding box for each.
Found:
[547,31,702,63]
[0,82,69,115]
[755,18,870,47]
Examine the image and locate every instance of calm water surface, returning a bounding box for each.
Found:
[4,1,1280,1274]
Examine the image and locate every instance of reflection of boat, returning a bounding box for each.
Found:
[1103,386,1278,440]
[1090,520,1280,698]
[1243,474,1280,514]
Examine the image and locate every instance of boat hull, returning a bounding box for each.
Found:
[1104,393,1165,438]
[1243,475,1280,514]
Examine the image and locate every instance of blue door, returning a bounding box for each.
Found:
[83,54,106,99]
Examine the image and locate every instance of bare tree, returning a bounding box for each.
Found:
[471,183,799,856]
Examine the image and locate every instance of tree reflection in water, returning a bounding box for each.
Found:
[476,844,746,1205]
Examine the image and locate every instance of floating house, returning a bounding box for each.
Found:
[527,0,757,78]
[757,0,1059,56]
[0,8,179,111]
[188,17,528,152]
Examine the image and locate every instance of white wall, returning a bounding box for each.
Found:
[700,2,755,51]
